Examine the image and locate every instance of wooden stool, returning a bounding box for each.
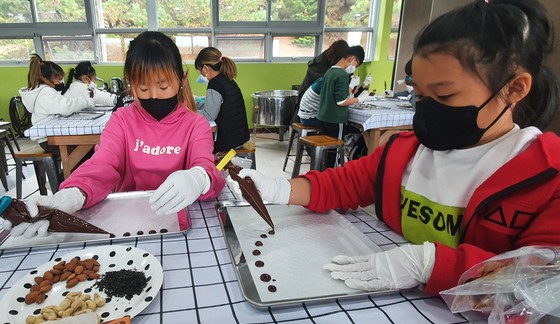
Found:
[236,141,257,169]
[14,146,60,199]
[291,135,345,178]
[283,123,321,172]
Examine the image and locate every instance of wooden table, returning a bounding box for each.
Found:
[24,110,112,179]
[348,99,414,154]
[47,134,100,179]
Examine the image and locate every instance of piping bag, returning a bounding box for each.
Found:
[216,150,274,230]
[0,196,112,236]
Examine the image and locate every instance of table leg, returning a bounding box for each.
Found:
[363,129,382,155]
[59,144,95,179]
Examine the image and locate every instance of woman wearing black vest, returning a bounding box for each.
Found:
[195,47,250,153]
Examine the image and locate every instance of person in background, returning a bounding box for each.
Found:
[3,32,226,238]
[18,54,94,158]
[62,61,117,107]
[394,59,416,109]
[233,0,560,297]
[288,40,350,125]
[194,47,250,153]
[297,77,323,127]
[317,45,373,167]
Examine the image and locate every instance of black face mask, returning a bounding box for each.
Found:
[54,82,65,92]
[138,95,178,121]
[413,93,511,151]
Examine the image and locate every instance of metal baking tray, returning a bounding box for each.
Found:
[216,201,397,308]
[0,191,189,250]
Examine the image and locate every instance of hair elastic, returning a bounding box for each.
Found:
[219,56,223,62]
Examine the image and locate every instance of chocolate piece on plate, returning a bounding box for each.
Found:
[215,153,274,230]
[1,198,111,235]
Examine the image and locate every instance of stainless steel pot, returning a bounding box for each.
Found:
[252,90,298,126]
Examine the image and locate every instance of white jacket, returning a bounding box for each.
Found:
[64,81,116,107]
[19,84,94,142]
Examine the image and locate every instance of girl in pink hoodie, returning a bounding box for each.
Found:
[7,31,226,238]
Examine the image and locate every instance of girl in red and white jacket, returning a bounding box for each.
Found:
[233,0,560,296]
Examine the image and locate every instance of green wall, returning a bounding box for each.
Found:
[0,0,397,126]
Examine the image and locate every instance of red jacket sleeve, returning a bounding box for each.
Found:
[301,148,383,213]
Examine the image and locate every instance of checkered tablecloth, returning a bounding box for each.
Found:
[24,113,112,138]
[0,187,469,323]
[348,100,414,131]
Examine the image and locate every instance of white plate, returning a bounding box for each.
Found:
[0,245,162,323]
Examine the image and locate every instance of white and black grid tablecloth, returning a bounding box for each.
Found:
[24,113,112,138]
[348,102,414,131]
[0,187,470,323]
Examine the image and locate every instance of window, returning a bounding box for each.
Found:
[270,0,318,22]
[43,36,95,61]
[273,36,316,58]
[169,33,212,61]
[36,0,87,22]
[215,34,265,59]
[325,0,372,28]
[0,39,34,61]
[0,0,32,23]
[387,0,402,60]
[157,0,211,28]
[0,0,383,63]
[95,0,148,28]
[219,0,266,22]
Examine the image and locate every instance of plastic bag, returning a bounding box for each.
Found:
[440,246,560,324]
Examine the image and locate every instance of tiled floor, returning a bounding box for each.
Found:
[0,131,375,215]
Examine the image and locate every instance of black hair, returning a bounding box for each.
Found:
[404,59,412,76]
[324,40,350,66]
[124,31,196,111]
[413,0,559,130]
[27,54,64,90]
[62,61,96,95]
[194,47,238,81]
[344,46,365,66]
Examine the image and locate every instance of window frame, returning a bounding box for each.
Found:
[0,0,381,65]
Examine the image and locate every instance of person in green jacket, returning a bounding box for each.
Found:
[317,45,372,168]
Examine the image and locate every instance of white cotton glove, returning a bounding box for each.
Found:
[323,242,436,291]
[363,73,372,87]
[150,166,211,215]
[225,173,243,201]
[349,75,361,89]
[236,169,291,205]
[6,188,86,239]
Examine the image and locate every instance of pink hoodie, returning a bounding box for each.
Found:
[61,102,225,229]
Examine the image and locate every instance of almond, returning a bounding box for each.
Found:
[39,284,52,293]
[25,291,40,305]
[66,278,79,288]
[76,274,88,282]
[74,265,84,275]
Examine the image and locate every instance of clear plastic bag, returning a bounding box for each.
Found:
[440,246,560,324]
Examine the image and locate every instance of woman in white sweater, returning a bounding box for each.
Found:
[63,61,116,107]
[19,54,94,155]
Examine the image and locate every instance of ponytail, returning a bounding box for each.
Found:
[26,53,64,90]
[27,54,44,89]
[194,47,238,80]
[218,56,237,81]
[62,68,76,95]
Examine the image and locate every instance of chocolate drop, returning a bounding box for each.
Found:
[252,250,261,256]
[268,285,277,292]
[255,261,264,267]
[260,234,267,238]
[260,273,271,282]
[255,241,263,247]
